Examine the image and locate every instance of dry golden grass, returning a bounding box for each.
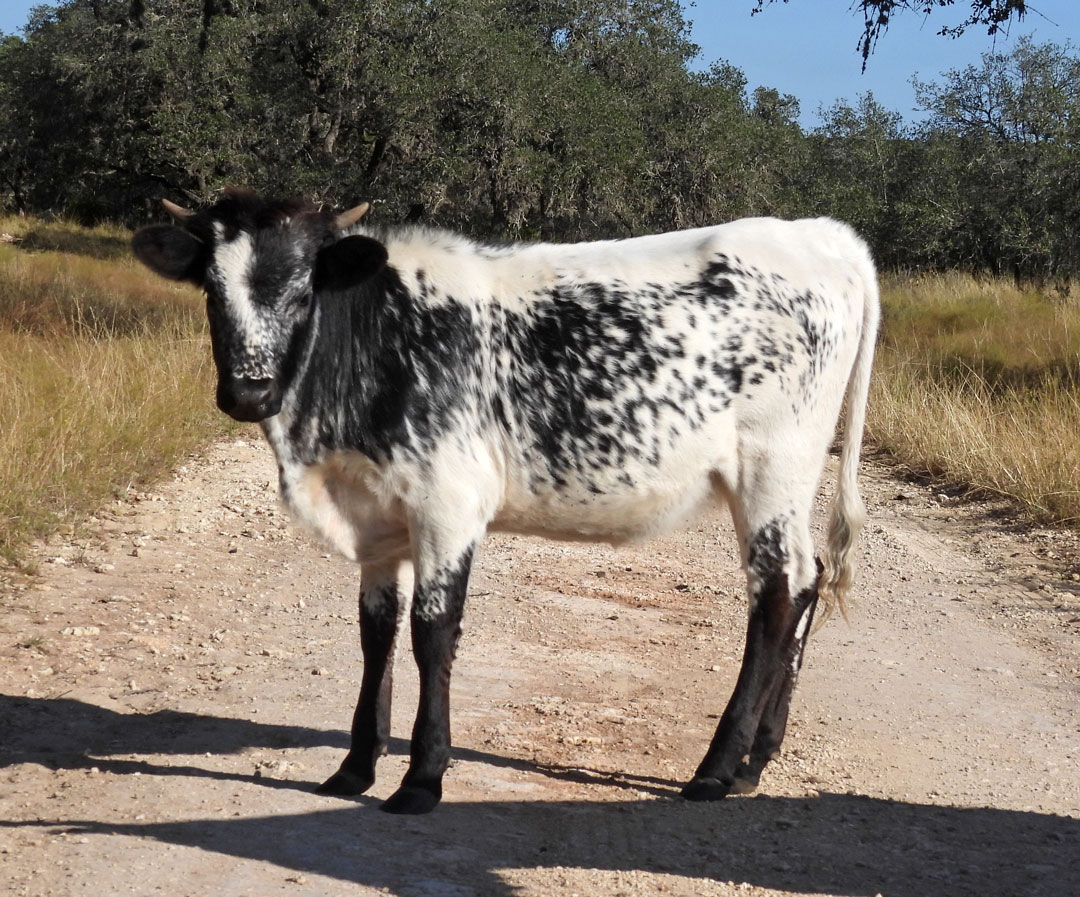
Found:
[869,272,1080,525]
[0,237,198,338]
[0,218,228,567]
[0,215,132,260]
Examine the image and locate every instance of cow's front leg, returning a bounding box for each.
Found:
[381,546,476,815]
[317,561,410,797]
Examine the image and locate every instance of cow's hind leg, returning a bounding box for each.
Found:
[317,561,410,797]
[684,497,820,802]
[730,557,821,794]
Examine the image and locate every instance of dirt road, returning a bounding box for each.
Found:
[1,436,1078,897]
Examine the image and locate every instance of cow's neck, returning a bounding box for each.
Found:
[271,267,420,466]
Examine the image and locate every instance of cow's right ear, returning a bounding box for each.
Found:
[131,225,207,284]
[315,235,388,292]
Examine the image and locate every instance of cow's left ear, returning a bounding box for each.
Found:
[315,235,388,292]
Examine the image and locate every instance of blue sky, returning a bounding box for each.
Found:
[687,1,1079,125]
[1,1,1076,126]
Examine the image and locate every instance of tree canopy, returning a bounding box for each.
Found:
[0,1,1076,281]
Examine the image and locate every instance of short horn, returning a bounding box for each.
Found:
[335,202,370,230]
[161,198,195,224]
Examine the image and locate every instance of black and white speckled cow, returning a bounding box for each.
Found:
[133,189,879,815]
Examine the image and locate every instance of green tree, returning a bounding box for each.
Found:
[914,36,1080,143]
[0,35,32,211]
[801,93,907,256]
[913,38,1080,280]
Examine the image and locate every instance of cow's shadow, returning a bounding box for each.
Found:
[0,692,351,792]
[0,693,676,797]
[3,694,1077,896]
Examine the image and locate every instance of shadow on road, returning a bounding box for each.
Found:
[0,692,352,792]
[0,693,679,797]
[3,694,1076,897]
[7,794,1076,897]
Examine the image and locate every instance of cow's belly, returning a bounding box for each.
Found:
[268,423,733,560]
[493,482,714,544]
[492,453,723,545]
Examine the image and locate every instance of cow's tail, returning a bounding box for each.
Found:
[819,240,880,624]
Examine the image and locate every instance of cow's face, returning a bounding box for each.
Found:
[132,190,385,422]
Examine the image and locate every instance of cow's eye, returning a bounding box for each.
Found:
[295,290,312,310]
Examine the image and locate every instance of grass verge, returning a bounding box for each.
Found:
[0,218,228,568]
[868,272,1080,526]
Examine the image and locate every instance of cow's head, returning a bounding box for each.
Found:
[132,188,386,422]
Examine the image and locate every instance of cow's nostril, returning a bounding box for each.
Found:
[237,378,275,404]
[217,377,280,421]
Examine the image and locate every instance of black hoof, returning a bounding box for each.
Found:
[380,784,441,815]
[681,776,733,802]
[314,767,374,797]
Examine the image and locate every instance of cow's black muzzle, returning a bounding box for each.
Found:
[216,377,282,422]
